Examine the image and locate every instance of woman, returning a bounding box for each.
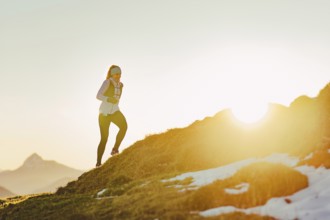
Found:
[95,65,128,167]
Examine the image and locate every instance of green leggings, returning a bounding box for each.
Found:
[97,111,128,164]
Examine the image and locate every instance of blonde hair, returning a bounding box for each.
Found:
[106,65,121,79]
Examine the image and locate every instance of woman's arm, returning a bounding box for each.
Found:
[96,80,110,102]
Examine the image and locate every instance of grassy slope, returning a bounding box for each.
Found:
[0,83,329,220]
[0,160,310,219]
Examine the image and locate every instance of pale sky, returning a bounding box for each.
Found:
[1,0,329,170]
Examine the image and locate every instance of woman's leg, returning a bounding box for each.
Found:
[110,111,128,151]
[97,113,111,164]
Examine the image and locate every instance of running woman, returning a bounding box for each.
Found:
[95,65,128,167]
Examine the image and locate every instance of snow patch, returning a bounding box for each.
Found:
[200,206,239,216]
[139,181,150,188]
[261,153,299,167]
[162,158,257,189]
[225,183,250,195]
[162,153,330,219]
[199,165,330,220]
[96,188,108,197]
[162,153,299,190]
[303,152,314,160]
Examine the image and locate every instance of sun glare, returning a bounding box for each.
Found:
[231,102,269,124]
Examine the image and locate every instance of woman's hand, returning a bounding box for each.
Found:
[107,97,118,104]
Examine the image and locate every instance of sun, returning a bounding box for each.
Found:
[231,101,269,124]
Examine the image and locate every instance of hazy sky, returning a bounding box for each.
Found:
[1,0,329,170]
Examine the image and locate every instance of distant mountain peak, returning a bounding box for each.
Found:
[0,153,83,195]
[23,153,44,167]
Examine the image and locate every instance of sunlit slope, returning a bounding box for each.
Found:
[57,83,330,195]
